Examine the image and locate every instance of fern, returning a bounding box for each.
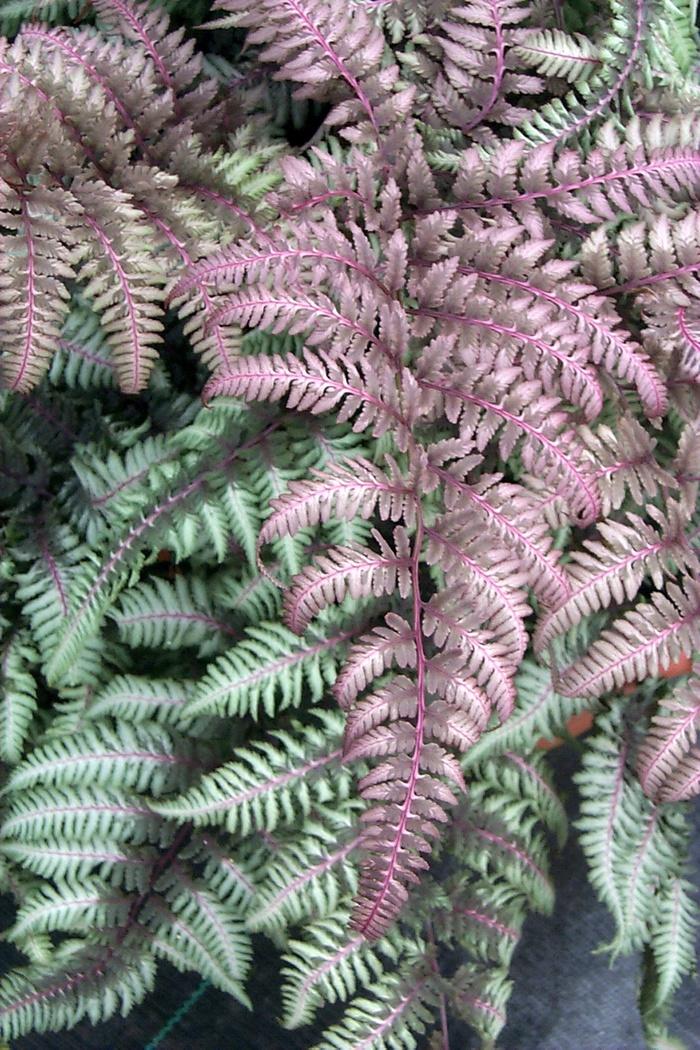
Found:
[0,0,698,1044]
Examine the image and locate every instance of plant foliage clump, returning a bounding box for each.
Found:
[0,0,698,1046]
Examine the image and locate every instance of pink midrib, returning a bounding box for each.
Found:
[455,265,666,417]
[419,376,600,523]
[81,211,145,393]
[280,0,378,132]
[357,518,428,935]
[10,200,37,392]
[286,553,410,633]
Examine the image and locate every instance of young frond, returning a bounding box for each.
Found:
[258,457,416,549]
[0,184,78,392]
[558,577,700,699]
[203,350,406,444]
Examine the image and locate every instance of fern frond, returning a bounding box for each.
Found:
[0,635,38,765]
[72,180,166,393]
[516,0,645,146]
[281,911,400,1029]
[248,807,363,931]
[151,864,252,1000]
[558,577,700,699]
[151,713,348,834]
[641,876,699,1036]
[314,961,436,1050]
[283,529,412,634]
[7,879,132,939]
[203,351,407,443]
[86,676,194,726]
[576,703,690,954]
[2,722,199,797]
[0,947,156,1041]
[0,185,77,392]
[109,574,235,654]
[258,457,416,549]
[210,0,387,134]
[638,672,700,802]
[185,621,349,720]
[516,29,601,82]
[534,501,697,654]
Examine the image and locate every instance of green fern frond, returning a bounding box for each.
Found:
[0,785,162,847]
[150,866,252,1002]
[2,722,199,797]
[110,574,235,655]
[248,804,363,932]
[0,947,156,1041]
[7,878,132,939]
[185,621,349,719]
[314,956,436,1050]
[0,635,38,765]
[281,911,401,1029]
[576,703,691,956]
[640,875,699,1038]
[152,713,349,835]
[469,753,568,849]
[463,658,592,764]
[86,675,195,727]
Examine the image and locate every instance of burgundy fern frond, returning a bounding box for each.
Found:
[638,673,700,803]
[557,577,700,699]
[333,615,417,710]
[0,184,78,392]
[212,0,386,134]
[202,351,407,441]
[534,501,698,654]
[419,374,601,524]
[283,529,413,635]
[258,457,418,549]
